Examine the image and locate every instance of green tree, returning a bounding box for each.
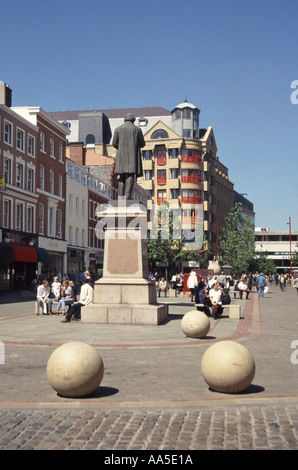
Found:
[255,251,277,275]
[219,202,255,275]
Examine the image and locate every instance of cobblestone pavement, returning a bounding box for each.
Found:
[0,285,298,451]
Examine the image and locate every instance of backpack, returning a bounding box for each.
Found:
[221,289,231,305]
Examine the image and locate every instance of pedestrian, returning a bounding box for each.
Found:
[256,273,266,297]
[36,280,52,315]
[238,277,249,299]
[51,276,61,301]
[61,279,94,323]
[209,282,223,318]
[294,277,298,293]
[187,270,198,302]
[279,274,286,292]
[55,280,74,315]
[158,277,168,297]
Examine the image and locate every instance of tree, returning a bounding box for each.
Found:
[219,202,255,275]
[255,251,276,275]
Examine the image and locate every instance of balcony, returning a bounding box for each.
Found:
[181,176,202,184]
[157,197,167,204]
[157,156,166,165]
[181,155,202,164]
[157,177,167,185]
[181,196,202,204]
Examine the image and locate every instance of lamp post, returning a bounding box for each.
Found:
[287,216,293,278]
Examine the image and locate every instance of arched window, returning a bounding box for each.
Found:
[151,129,169,139]
[86,134,95,145]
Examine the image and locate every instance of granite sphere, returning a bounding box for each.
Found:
[201,340,255,393]
[181,310,211,338]
[47,341,104,398]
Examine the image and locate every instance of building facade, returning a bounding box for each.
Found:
[255,227,298,274]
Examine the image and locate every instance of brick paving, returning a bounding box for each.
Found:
[0,284,298,450]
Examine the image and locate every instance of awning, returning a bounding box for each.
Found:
[35,247,48,262]
[0,243,14,262]
[12,244,38,263]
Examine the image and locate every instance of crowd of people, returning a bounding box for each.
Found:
[35,270,94,322]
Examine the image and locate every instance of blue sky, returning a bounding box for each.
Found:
[2,0,298,231]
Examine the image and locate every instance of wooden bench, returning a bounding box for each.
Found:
[195,303,241,319]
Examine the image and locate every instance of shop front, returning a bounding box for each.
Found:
[37,237,67,283]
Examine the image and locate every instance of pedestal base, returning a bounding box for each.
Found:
[81,302,168,325]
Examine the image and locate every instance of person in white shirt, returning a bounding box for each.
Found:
[61,279,93,323]
[51,276,61,301]
[209,282,223,318]
[36,280,52,315]
[187,270,198,302]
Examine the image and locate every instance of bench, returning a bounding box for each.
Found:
[195,303,241,319]
[35,299,77,315]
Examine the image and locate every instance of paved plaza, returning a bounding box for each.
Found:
[0,284,298,450]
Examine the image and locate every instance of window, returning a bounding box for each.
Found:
[76,197,79,216]
[58,144,63,162]
[4,121,12,145]
[16,163,23,188]
[170,168,179,179]
[75,227,79,245]
[48,207,55,237]
[69,194,73,214]
[16,129,24,151]
[27,135,35,156]
[169,148,178,158]
[4,158,11,184]
[40,165,45,190]
[57,210,62,238]
[58,174,63,198]
[82,200,86,217]
[143,150,152,160]
[171,189,179,199]
[183,108,191,119]
[183,129,191,138]
[151,129,169,139]
[27,206,33,232]
[40,132,45,152]
[27,168,34,192]
[157,169,166,184]
[39,204,44,234]
[49,169,55,194]
[82,229,85,246]
[157,189,167,204]
[3,199,10,228]
[144,170,152,180]
[157,149,166,164]
[16,203,23,231]
[69,226,73,245]
[50,138,55,158]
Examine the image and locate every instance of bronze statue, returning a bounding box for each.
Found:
[112,113,145,199]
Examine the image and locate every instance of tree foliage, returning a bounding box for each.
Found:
[219,202,255,275]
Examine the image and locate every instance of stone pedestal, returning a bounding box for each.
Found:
[82,200,168,325]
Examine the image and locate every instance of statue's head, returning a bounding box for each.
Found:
[124,113,136,123]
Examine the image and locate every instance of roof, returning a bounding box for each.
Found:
[49,106,171,121]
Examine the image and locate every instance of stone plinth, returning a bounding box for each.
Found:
[82,200,168,325]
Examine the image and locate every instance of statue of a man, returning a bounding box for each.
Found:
[112,113,145,199]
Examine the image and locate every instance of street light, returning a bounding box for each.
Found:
[287,216,293,277]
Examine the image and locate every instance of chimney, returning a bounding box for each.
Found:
[0,82,12,107]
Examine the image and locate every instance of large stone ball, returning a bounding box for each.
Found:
[201,340,255,393]
[181,310,210,338]
[47,342,104,398]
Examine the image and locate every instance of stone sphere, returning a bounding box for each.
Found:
[47,342,104,398]
[201,340,255,393]
[181,310,210,338]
